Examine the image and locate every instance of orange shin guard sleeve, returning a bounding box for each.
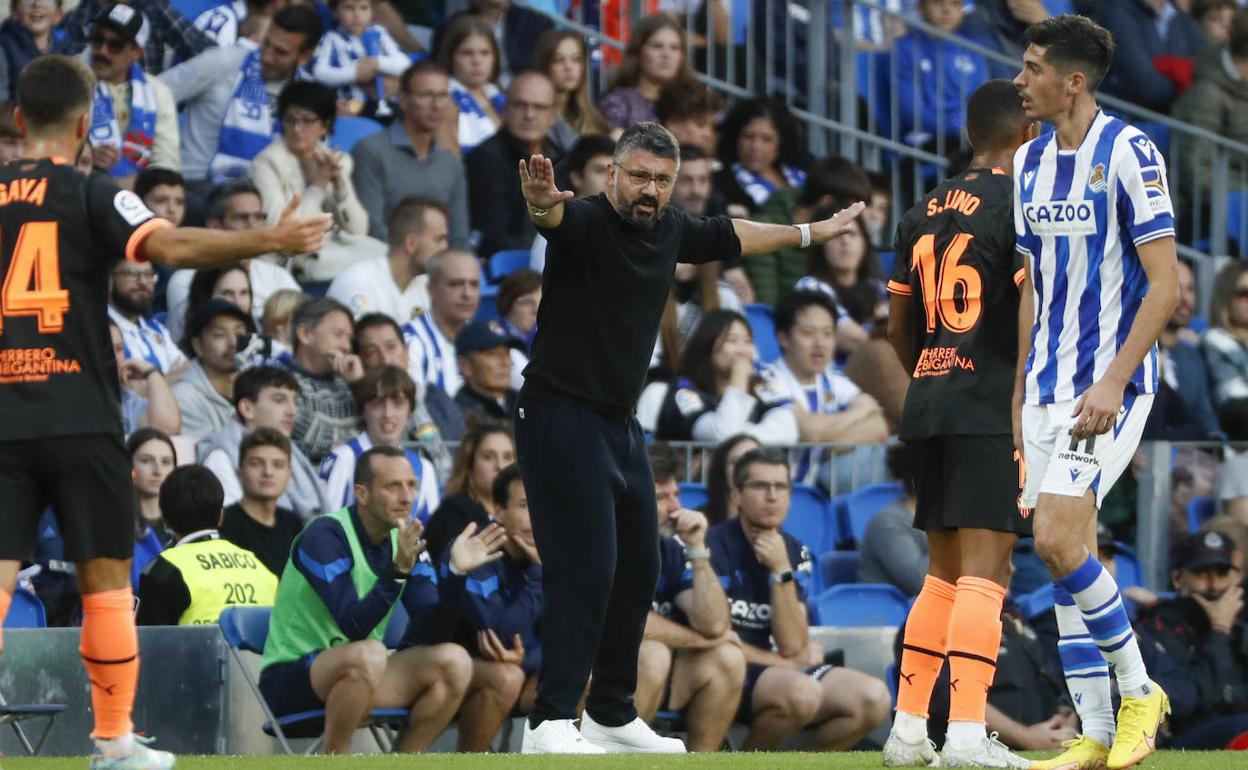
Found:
[80,588,139,739]
[896,575,957,717]
[947,576,1006,724]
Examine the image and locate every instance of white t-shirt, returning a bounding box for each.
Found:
[165,259,302,342]
[326,257,429,324]
[109,306,187,373]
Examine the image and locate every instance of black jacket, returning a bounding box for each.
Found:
[465,130,563,258]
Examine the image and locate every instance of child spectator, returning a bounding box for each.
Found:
[438,14,504,154]
[311,0,408,116]
[262,289,307,348]
[0,0,71,99]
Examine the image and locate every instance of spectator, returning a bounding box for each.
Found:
[109,258,188,376]
[1157,258,1220,438]
[656,81,722,158]
[703,433,761,526]
[257,446,493,754]
[1199,262,1248,414]
[262,288,305,347]
[135,166,186,225]
[251,81,374,280]
[0,0,72,100]
[311,0,408,114]
[1097,0,1205,112]
[496,268,541,352]
[186,265,252,333]
[197,365,325,519]
[165,180,302,342]
[598,14,696,130]
[423,419,514,561]
[765,290,888,484]
[533,28,609,154]
[403,248,480,398]
[193,0,279,48]
[319,365,441,522]
[708,448,891,750]
[128,427,177,586]
[962,0,1056,79]
[465,71,561,257]
[796,204,887,328]
[173,299,256,439]
[86,5,179,187]
[747,156,873,306]
[351,61,471,247]
[1134,530,1248,748]
[0,101,21,161]
[328,196,448,323]
[529,133,613,271]
[63,0,216,76]
[285,297,365,463]
[220,426,305,576]
[862,171,892,248]
[439,14,503,153]
[713,98,808,215]
[667,145,753,306]
[633,443,744,752]
[440,0,553,80]
[1194,0,1237,46]
[645,309,798,444]
[137,465,278,625]
[160,5,323,199]
[1220,448,1248,523]
[857,444,928,596]
[110,318,181,437]
[454,319,521,421]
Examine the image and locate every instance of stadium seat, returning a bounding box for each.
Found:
[488,250,531,283]
[0,589,65,755]
[678,482,708,510]
[818,550,860,588]
[219,606,406,754]
[1188,495,1217,532]
[839,482,905,548]
[1230,191,1248,254]
[744,304,781,365]
[786,483,835,555]
[1013,582,1054,620]
[1115,544,1143,589]
[329,116,384,154]
[3,587,45,629]
[813,583,910,627]
[473,284,500,324]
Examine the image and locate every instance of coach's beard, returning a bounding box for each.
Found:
[624,194,662,229]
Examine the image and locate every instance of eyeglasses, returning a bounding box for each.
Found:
[404,90,450,103]
[283,114,324,129]
[740,480,791,494]
[508,99,554,114]
[89,32,129,55]
[615,163,674,191]
[224,212,268,225]
[113,267,156,282]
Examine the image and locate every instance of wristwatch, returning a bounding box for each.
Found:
[685,546,711,561]
[769,570,795,585]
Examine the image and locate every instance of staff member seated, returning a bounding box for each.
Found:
[136,465,278,625]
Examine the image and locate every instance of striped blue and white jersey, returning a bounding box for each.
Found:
[1014,111,1174,405]
[403,312,462,398]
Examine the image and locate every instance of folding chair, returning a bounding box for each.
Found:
[0,589,66,755]
[218,606,407,754]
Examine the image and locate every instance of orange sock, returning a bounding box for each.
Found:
[80,588,139,740]
[947,576,1006,724]
[0,587,10,656]
[896,575,957,717]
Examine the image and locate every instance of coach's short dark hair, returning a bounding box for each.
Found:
[272,4,323,51]
[1024,14,1115,92]
[205,179,262,223]
[233,365,300,412]
[135,168,185,201]
[646,442,683,485]
[160,466,225,536]
[239,426,291,462]
[614,121,680,166]
[491,463,523,510]
[354,445,408,487]
[774,290,839,335]
[291,297,352,353]
[732,447,791,489]
[966,79,1028,153]
[17,55,93,133]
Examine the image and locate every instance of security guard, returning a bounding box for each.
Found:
[136,465,278,625]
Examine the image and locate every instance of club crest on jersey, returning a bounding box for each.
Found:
[1087,163,1106,193]
[1022,200,1096,236]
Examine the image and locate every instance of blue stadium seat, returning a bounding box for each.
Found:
[839,482,905,548]
[473,284,500,324]
[488,250,531,283]
[1189,316,1209,334]
[1230,191,1248,253]
[876,250,895,279]
[814,583,910,627]
[1188,495,1217,532]
[818,550,860,587]
[382,602,409,650]
[219,606,406,753]
[1013,582,1054,620]
[330,116,384,154]
[1115,545,1143,589]
[786,484,834,555]
[678,482,708,510]
[3,588,45,629]
[744,304,781,365]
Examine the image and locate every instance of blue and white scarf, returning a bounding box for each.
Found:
[89,63,158,178]
[731,161,807,207]
[450,77,505,151]
[209,45,276,182]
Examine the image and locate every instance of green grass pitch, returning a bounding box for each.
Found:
[6,753,1248,769]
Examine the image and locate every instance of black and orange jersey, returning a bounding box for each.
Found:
[0,159,169,440]
[888,166,1022,440]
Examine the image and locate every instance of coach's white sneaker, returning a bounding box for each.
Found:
[579,711,686,753]
[521,718,607,754]
[940,732,1031,768]
[883,726,941,766]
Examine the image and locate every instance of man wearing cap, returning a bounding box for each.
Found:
[455,320,521,422]
[87,4,180,186]
[173,298,257,438]
[1133,529,1248,748]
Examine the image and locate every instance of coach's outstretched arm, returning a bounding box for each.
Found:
[732,201,866,256]
[520,155,575,229]
[139,196,333,268]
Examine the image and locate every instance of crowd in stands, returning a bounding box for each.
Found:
[6,0,1248,755]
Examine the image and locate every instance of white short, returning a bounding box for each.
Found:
[1020,393,1154,509]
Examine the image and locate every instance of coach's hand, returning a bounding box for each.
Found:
[519,155,574,210]
[394,517,425,575]
[809,201,867,246]
[449,522,507,574]
[1070,378,1124,439]
[270,195,334,256]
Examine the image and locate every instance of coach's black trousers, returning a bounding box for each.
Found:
[514,392,660,726]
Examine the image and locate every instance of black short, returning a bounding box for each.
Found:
[909,434,1031,536]
[259,652,324,719]
[737,661,835,724]
[0,433,136,563]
